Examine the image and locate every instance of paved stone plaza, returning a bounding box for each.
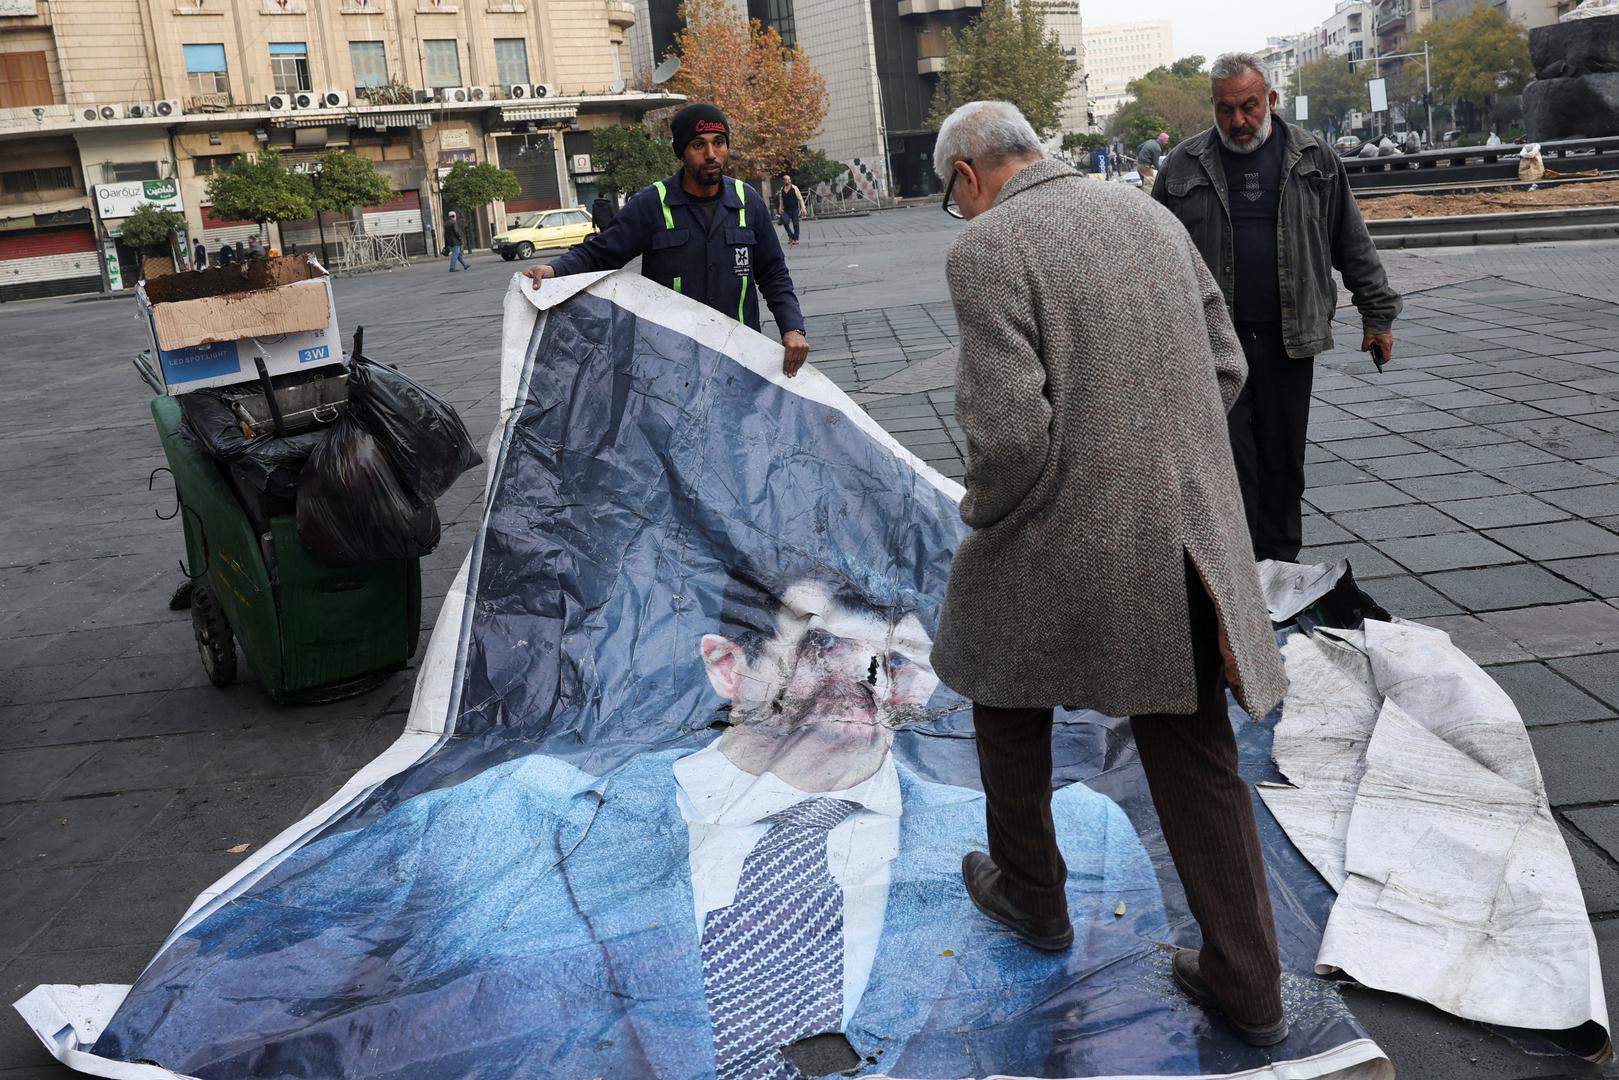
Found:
[2,213,1618,1079]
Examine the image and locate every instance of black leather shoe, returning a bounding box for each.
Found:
[1171,948,1290,1048]
[961,852,1073,951]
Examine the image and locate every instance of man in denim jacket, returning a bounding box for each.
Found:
[1154,53,1402,562]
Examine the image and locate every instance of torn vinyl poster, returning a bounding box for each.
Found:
[16,271,1389,1080]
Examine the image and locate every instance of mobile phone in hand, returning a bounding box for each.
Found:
[1370,340,1387,373]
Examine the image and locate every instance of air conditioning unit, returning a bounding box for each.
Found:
[532,83,555,98]
[77,105,112,122]
[443,86,470,103]
[154,98,182,117]
[292,90,318,109]
[124,102,154,118]
[320,89,349,108]
[267,93,292,111]
[507,83,534,99]
[468,86,488,101]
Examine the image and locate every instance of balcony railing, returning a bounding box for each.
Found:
[898,0,981,16]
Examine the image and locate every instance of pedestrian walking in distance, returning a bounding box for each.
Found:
[444,211,471,271]
[192,238,207,272]
[523,103,809,378]
[929,98,1292,1048]
[777,171,806,245]
[1153,52,1401,562]
[1135,131,1169,193]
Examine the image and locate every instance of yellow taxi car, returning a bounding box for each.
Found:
[490,208,598,260]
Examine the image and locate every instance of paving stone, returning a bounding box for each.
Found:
[1534,395,1619,417]
[1369,410,1473,434]
[0,745,96,804]
[1360,452,1469,480]
[1565,806,1619,864]
[1408,426,1518,452]
[1485,662,1613,726]
[1373,532,1522,573]
[1548,653,1619,710]
[1330,504,1467,541]
[1294,542,1405,579]
[1407,388,1507,410]
[1338,398,1432,419]
[1415,614,1535,665]
[1315,434,1425,459]
[0,791,172,872]
[1478,601,1619,659]
[1529,720,1619,805]
[1306,481,1420,513]
[1433,494,1571,529]
[1302,515,1354,546]
[1538,484,1619,518]
[1442,441,1564,470]
[1452,403,1556,424]
[1486,520,1619,561]
[31,851,244,953]
[119,776,328,860]
[1426,563,1591,611]
[1304,460,1372,487]
[1364,574,1462,618]
[1311,418,1388,441]
[1493,381,1592,403]
[1559,824,1619,916]
[1546,555,1619,598]
[1390,473,1515,503]
[1491,461,1616,491]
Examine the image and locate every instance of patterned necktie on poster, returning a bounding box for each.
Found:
[701,797,861,1080]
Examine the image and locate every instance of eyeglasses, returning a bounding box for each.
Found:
[942,158,972,219]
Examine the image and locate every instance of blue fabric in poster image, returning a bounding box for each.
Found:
[89,275,1379,1080]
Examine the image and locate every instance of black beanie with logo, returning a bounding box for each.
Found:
[670,103,730,156]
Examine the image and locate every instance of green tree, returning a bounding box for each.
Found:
[926,0,1074,138]
[1107,56,1210,146]
[1412,5,1532,131]
[593,124,678,197]
[304,149,394,263]
[117,203,187,254]
[438,160,522,216]
[1293,55,1372,132]
[787,148,845,191]
[203,147,312,226]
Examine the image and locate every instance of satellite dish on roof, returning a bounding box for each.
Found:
[652,57,681,84]
[609,78,626,94]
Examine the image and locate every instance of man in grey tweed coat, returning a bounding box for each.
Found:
[929,100,1293,1047]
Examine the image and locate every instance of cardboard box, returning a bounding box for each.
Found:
[139,255,343,394]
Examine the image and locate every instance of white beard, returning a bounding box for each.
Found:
[1219,110,1274,155]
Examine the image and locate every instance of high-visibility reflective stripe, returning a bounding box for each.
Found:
[738,274,747,321]
[673,275,682,293]
[734,178,746,227]
[653,180,675,229]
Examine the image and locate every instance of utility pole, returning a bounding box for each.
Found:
[1424,39,1434,145]
[1350,43,1433,142]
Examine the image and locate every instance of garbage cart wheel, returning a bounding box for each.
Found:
[515,241,534,260]
[191,586,238,687]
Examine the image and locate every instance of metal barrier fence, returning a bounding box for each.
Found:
[330,222,411,274]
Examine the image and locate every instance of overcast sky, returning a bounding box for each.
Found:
[1083,0,1341,63]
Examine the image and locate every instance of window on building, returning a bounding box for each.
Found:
[184,43,230,97]
[1,166,75,195]
[0,51,54,109]
[108,162,161,182]
[494,38,529,88]
[350,40,388,91]
[423,39,463,88]
[192,154,238,176]
[747,0,796,47]
[269,42,312,93]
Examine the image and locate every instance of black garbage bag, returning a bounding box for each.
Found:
[178,391,324,498]
[347,357,481,503]
[295,411,441,566]
[1294,564,1391,635]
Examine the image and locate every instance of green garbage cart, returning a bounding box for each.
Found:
[151,392,422,703]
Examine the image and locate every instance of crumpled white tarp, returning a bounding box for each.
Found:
[1259,619,1611,1044]
[1257,559,1350,624]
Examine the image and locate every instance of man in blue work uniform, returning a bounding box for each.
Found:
[525,103,811,376]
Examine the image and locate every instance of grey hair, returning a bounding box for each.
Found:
[1210,52,1268,89]
[933,101,1043,180]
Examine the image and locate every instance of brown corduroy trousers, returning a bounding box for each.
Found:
[972,570,1284,1028]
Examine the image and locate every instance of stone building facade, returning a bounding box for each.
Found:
[0,0,672,299]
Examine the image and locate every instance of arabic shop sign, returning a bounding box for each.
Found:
[95,179,183,220]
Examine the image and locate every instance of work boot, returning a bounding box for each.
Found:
[961,852,1073,951]
[1171,948,1289,1048]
